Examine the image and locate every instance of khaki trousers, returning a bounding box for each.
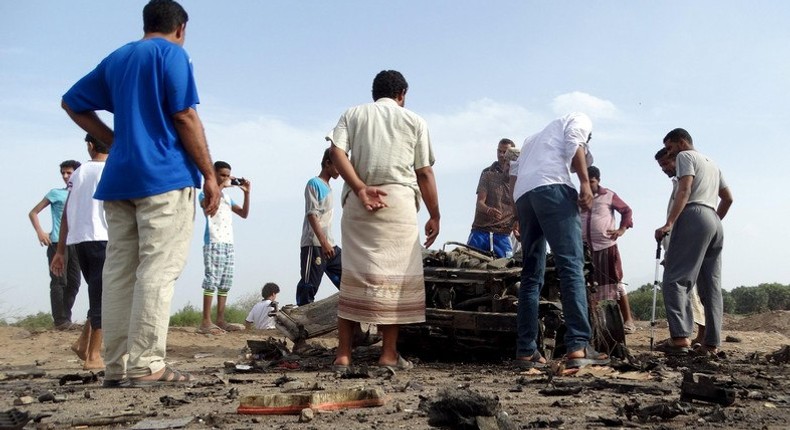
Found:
[102,188,194,379]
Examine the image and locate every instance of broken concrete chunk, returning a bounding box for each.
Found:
[238,387,385,415]
[299,408,314,423]
[12,396,34,406]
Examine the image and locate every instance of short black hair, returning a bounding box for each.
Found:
[261,282,280,299]
[143,0,188,34]
[85,134,110,154]
[588,166,601,180]
[498,138,515,147]
[663,128,693,146]
[60,160,81,170]
[372,70,408,101]
[654,147,669,161]
[321,147,332,168]
[214,161,231,171]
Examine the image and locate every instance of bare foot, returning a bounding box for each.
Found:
[83,357,105,370]
[71,322,91,361]
[71,341,88,361]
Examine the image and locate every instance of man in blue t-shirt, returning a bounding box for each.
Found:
[61,0,219,387]
[29,160,82,330]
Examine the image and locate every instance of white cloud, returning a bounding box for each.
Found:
[423,98,545,172]
[551,91,620,121]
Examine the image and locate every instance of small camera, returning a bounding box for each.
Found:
[230,177,244,186]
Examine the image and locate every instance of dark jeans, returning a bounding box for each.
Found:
[296,246,342,306]
[47,243,81,326]
[515,184,591,357]
[75,241,107,329]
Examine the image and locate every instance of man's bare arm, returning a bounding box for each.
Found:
[307,213,335,258]
[172,107,219,216]
[329,145,387,211]
[50,196,71,277]
[570,146,592,211]
[29,198,52,246]
[717,187,733,220]
[61,100,114,146]
[416,165,441,248]
[655,175,692,241]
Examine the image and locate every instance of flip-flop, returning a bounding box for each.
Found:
[197,324,226,335]
[217,322,244,332]
[691,344,720,357]
[515,350,547,369]
[129,366,192,387]
[330,361,350,372]
[378,354,413,371]
[654,339,690,356]
[565,345,611,369]
[102,378,131,388]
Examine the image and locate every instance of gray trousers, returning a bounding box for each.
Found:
[662,204,724,346]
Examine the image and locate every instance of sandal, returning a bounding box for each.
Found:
[515,350,547,369]
[129,366,192,387]
[691,344,719,357]
[378,354,413,371]
[654,338,690,356]
[217,322,244,332]
[102,378,131,388]
[197,324,226,335]
[565,345,610,369]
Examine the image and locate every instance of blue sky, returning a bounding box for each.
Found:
[2,1,788,320]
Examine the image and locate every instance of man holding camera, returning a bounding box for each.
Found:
[198,161,251,335]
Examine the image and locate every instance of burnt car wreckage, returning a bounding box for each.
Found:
[275,242,627,362]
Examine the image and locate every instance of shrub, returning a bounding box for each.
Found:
[169,296,256,327]
[627,283,665,321]
[12,312,54,331]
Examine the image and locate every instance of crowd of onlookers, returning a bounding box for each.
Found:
[28,0,732,386]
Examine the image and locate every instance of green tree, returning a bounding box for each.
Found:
[721,289,735,314]
[730,285,769,314]
[759,283,790,311]
[627,283,665,321]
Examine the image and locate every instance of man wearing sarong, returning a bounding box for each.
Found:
[327,70,440,370]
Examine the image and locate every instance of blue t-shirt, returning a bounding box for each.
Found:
[62,38,202,200]
[45,188,68,243]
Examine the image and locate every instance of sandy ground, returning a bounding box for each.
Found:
[0,312,788,429]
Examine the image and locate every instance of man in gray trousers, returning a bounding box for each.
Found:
[654,128,733,356]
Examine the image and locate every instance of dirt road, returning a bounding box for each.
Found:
[0,312,788,429]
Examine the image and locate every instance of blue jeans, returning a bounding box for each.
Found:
[515,184,591,358]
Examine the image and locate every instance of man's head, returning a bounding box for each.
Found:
[261,282,280,300]
[588,166,601,193]
[654,147,676,178]
[372,70,408,105]
[143,0,188,44]
[663,128,693,156]
[321,148,339,179]
[214,160,231,185]
[59,160,81,184]
[496,138,515,165]
[85,134,110,155]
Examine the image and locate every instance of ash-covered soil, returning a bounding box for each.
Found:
[0,314,788,429]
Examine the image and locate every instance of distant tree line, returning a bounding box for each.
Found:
[627,282,790,321]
